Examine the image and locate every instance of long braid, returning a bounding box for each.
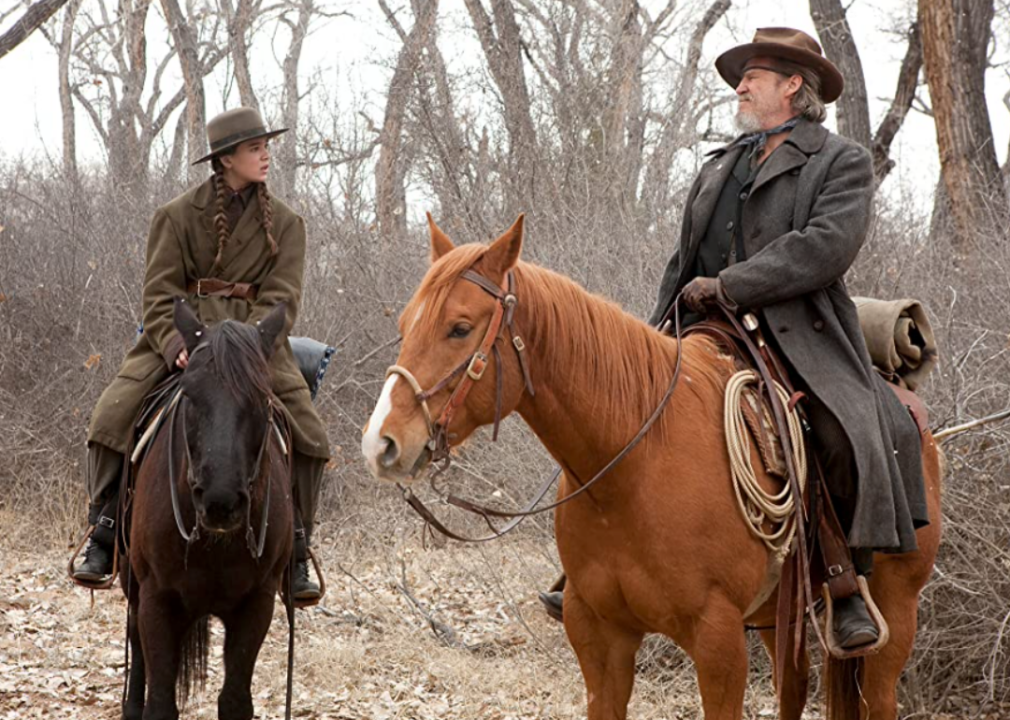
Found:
[211,161,230,275]
[257,181,278,256]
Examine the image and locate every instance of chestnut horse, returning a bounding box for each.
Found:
[123,299,294,720]
[362,216,942,720]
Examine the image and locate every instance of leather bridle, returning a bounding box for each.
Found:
[167,343,278,562]
[386,269,534,473]
[388,268,688,543]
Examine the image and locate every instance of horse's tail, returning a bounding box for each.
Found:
[824,654,864,720]
[176,615,210,707]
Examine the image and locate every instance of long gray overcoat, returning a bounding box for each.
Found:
[650,119,927,553]
[88,178,330,460]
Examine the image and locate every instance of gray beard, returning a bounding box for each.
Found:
[735,110,764,134]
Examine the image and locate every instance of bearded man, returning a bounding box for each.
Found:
[541,28,928,650]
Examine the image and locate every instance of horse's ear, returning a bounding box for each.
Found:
[173,297,205,353]
[256,302,288,359]
[428,212,455,263]
[484,214,524,278]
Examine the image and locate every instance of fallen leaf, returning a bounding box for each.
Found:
[84,354,101,370]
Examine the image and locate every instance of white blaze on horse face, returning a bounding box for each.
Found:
[362,374,398,476]
[409,300,426,332]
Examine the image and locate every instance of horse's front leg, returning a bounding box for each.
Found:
[123,584,146,720]
[218,588,277,720]
[679,592,749,720]
[564,586,644,720]
[137,586,186,720]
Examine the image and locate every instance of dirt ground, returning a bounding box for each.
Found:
[0,512,996,720]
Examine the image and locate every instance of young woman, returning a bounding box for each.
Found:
[75,108,329,600]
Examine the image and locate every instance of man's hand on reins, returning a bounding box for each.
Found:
[683,277,740,314]
[683,277,720,313]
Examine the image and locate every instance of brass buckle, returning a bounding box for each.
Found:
[196,279,209,298]
[467,352,488,381]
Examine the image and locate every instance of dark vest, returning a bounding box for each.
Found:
[693,149,758,278]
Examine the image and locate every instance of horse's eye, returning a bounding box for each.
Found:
[449,323,472,339]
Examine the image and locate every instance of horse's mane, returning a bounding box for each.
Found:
[206,320,273,403]
[403,244,734,428]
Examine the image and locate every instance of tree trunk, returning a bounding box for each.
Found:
[871,21,922,183]
[161,0,207,183]
[602,0,645,206]
[275,0,312,196]
[463,0,537,206]
[0,0,70,61]
[375,0,437,238]
[57,0,81,180]
[221,0,260,113]
[919,0,1007,245]
[641,0,730,218]
[809,0,871,149]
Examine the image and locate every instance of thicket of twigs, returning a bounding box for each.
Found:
[1,150,1009,713]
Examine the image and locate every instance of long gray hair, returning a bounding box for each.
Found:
[775,59,827,123]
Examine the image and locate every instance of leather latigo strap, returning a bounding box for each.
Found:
[186,278,258,300]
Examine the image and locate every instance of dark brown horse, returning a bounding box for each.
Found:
[362,216,943,720]
[123,299,294,720]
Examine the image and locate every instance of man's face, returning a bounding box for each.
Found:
[734,58,797,132]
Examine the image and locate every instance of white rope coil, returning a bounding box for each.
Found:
[724,370,807,553]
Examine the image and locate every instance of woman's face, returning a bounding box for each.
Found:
[221,138,270,186]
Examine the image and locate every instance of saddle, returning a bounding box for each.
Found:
[682,312,919,663]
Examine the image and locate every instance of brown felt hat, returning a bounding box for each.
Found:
[715,27,844,104]
[192,107,287,165]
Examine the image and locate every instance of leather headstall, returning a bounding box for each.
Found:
[386,269,534,471]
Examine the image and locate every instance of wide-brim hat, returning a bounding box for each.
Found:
[192,107,288,165]
[715,27,844,104]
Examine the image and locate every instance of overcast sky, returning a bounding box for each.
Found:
[0,0,1007,214]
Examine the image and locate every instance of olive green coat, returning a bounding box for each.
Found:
[88,178,330,459]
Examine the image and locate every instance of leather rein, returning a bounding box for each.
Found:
[390,268,687,543]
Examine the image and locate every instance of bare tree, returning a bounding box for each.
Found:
[219,0,262,113]
[920,0,1008,244]
[809,0,871,149]
[871,21,923,183]
[463,0,538,206]
[274,0,315,195]
[641,0,731,219]
[160,0,222,182]
[0,0,69,60]
[375,0,438,238]
[68,0,227,194]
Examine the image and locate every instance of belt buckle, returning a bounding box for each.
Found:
[196,279,209,298]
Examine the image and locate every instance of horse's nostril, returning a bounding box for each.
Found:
[380,436,399,469]
[192,485,205,503]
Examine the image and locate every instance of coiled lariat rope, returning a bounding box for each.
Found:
[724,370,807,554]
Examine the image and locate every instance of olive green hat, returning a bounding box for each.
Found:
[192,107,287,165]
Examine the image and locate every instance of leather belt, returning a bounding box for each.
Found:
[186,278,258,300]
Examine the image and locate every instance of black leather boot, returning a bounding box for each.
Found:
[73,508,116,584]
[292,527,320,602]
[538,573,566,623]
[832,593,879,649]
